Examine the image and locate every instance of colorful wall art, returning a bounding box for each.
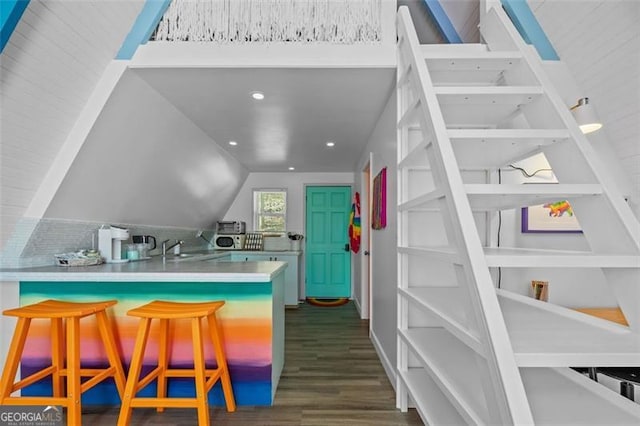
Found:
[521,200,582,233]
[372,167,387,230]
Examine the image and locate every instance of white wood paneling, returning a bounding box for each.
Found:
[0,0,143,252]
[529,0,640,216]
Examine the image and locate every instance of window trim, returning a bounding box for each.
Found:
[252,188,287,232]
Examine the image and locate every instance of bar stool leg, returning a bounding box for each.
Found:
[207,314,236,412]
[50,318,65,398]
[191,317,210,426]
[118,318,152,426]
[66,317,82,426]
[0,318,31,401]
[156,318,169,413]
[95,310,127,398]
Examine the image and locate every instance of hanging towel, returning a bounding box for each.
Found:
[349,192,361,253]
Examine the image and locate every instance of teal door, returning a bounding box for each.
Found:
[305,186,351,298]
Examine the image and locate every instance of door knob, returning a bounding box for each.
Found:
[364,250,370,256]
[344,243,350,252]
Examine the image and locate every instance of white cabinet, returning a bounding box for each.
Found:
[231,252,300,307]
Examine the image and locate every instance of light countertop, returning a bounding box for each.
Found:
[0,251,288,283]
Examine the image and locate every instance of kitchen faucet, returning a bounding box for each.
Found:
[162,239,184,256]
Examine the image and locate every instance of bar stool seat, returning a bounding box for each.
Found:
[0,299,126,426]
[117,300,235,426]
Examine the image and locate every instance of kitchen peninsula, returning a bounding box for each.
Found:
[0,255,286,406]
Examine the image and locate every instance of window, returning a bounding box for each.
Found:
[253,189,287,232]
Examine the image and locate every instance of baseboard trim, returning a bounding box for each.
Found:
[370,328,396,391]
[353,297,363,318]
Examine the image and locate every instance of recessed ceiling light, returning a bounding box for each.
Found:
[251,92,265,100]
[228,141,238,146]
[326,141,336,147]
[288,167,295,171]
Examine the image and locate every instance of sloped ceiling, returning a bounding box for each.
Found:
[44,70,248,228]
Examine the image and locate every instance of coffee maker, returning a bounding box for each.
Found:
[98,226,130,263]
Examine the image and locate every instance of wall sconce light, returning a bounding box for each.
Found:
[570,97,603,134]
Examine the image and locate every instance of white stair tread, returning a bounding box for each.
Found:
[448,128,570,141]
[424,50,522,63]
[401,328,640,424]
[449,128,569,168]
[398,138,431,169]
[420,43,489,56]
[398,368,466,426]
[400,245,639,268]
[484,247,640,268]
[399,184,602,212]
[434,85,543,99]
[399,286,481,354]
[397,64,412,87]
[498,290,640,366]
[424,51,525,87]
[400,328,490,424]
[400,287,640,366]
[524,368,640,425]
[399,128,570,169]
[435,87,543,126]
[397,98,421,128]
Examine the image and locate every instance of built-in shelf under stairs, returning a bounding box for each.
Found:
[396,5,640,425]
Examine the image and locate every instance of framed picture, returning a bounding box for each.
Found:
[521,200,582,233]
[372,167,387,230]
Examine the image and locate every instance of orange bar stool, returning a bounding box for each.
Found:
[117,300,235,426]
[0,299,126,426]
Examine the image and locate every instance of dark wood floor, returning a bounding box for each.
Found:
[82,301,423,425]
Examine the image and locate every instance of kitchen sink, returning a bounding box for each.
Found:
[163,253,199,262]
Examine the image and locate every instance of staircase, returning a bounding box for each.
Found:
[395,5,640,425]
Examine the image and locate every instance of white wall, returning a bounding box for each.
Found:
[0,0,144,251]
[529,0,640,217]
[44,69,249,229]
[356,89,397,385]
[225,172,354,232]
[224,172,354,298]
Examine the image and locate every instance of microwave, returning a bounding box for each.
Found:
[216,221,246,235]
[214,234,246,250]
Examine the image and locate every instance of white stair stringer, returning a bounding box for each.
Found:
[396,5,640,426]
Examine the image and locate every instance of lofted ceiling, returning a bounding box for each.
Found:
[134,67,396,173]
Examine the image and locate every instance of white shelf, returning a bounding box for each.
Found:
[399,184,602,211]
[398,368,465,425]
[401,327,640,424]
